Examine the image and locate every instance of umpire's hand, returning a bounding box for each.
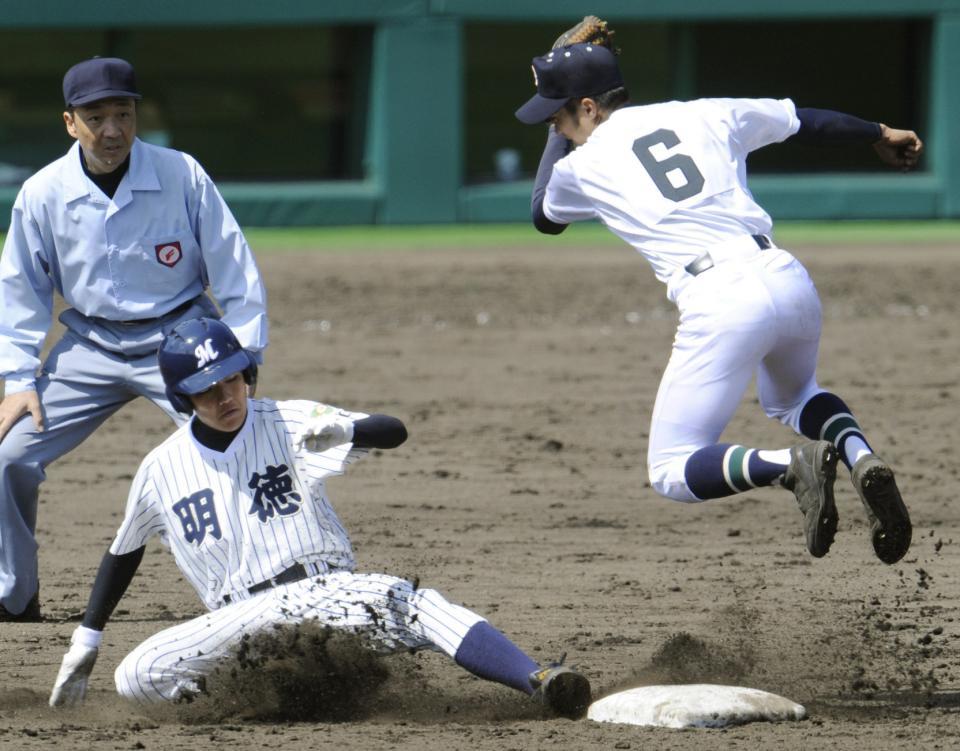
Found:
[0,390,44,442]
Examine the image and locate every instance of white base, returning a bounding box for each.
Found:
[587,684,807,728]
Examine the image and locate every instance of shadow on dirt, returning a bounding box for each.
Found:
[809,688,960,722]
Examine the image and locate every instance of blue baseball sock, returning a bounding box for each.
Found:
[454,621,539,694]
[799,392,872,470]
[684,443,790,499]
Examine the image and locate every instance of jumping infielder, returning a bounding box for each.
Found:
[0,57,267,620]
[515,40,918,563]
[49,318,591,719]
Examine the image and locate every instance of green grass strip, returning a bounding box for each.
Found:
[2,220,957,255]
[243,220,960,252]
[772,220,960,245]
[243,224,609,251]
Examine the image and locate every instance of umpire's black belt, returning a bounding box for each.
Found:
[684,234,773,277]
[221,562,319,605]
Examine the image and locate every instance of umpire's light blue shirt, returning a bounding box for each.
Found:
[0,138,268,393]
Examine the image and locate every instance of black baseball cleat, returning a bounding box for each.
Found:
[851,454,912,564]
[0,591,42,623]
[781,440,839,558]
[529,662,592,719]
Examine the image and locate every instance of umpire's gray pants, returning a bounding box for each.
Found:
[0,301,213,614]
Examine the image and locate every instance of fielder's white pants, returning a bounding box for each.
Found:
[648,244,823,501]
[114,570,484,703]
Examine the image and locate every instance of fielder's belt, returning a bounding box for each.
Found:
[684,234,773,276]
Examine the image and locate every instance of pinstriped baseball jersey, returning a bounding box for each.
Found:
[110,398,368,610]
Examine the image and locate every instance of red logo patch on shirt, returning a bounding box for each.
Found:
[155,241,183,267]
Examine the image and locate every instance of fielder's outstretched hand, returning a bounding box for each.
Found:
[49,640,99,707]
[873,124,923,171]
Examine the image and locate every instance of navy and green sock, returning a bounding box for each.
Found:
[684,443,790,499]
[799,392,872,469]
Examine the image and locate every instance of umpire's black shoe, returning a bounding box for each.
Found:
[0,591,42,623]
[781,440,839,558]
[529,663,592,719]
[851,454,912,565]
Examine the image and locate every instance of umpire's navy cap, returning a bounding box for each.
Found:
[515,43,623,124]
[63,57,142,108]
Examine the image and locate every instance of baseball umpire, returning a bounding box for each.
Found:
[48,318,592,719]
[515,20,919,563]
[0,57,268,621]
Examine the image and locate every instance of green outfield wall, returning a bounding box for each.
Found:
[0,1,957,227]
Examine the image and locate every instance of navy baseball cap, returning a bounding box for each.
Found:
[63,57,142,108]
[515,43,624,124]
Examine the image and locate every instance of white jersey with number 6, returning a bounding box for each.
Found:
[543,97,801,301]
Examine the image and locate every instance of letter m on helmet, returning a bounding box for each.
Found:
[195,338,220,368]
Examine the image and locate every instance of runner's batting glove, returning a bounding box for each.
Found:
[49,626,102,707]
[294,406,355,453]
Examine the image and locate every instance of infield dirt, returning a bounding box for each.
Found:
[1,238,958,749]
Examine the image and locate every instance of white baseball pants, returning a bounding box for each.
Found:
[648,243,824,501]
[114,570,484,703]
